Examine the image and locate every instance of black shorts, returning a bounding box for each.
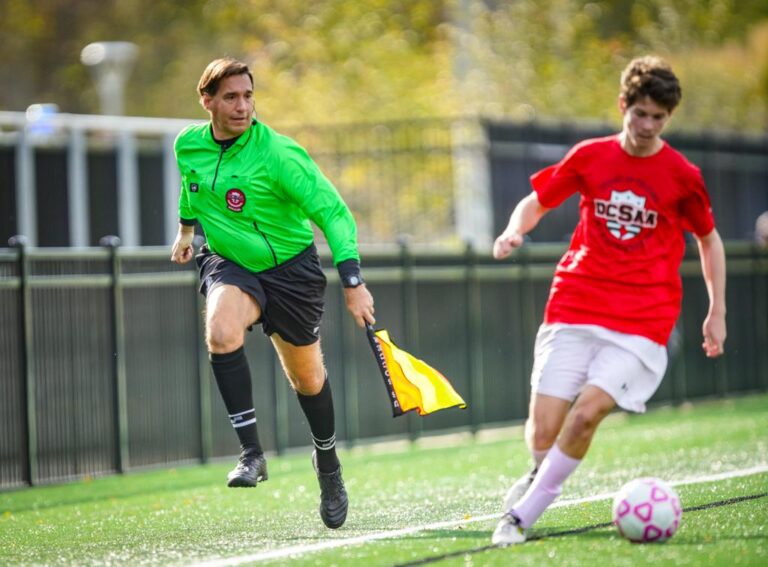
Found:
[195,244,326,346]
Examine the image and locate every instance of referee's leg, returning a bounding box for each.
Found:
[272,335,348,529]
[271,336,338,468]
[206,285,268,487]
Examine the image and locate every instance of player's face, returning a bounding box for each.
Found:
[619,96,672,157]
[202,74,254,139]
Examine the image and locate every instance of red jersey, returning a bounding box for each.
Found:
[532,135,715,345]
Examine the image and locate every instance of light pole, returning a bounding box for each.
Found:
[80,41,138,115]
[80,41,141,247]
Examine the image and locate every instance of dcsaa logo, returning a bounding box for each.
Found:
[594,190,658,241]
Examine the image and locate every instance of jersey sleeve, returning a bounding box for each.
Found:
[275,142,360,264]
[177,182,195,224]
[174,131,197,225]
[679,167,715,236]
[530,144,586,208]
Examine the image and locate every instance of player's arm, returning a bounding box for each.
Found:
[493,192,551,259]
[694,228,726,357]
[170,223,195,264]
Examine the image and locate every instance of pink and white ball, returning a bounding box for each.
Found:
[612,477,682,543]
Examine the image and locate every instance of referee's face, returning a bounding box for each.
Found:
[202,74,254,140]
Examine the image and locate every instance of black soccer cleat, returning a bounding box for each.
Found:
[312,451,348,529]
[227,450,268,488]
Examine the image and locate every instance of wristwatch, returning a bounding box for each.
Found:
[341,273,365,288]
[337,258,364,288]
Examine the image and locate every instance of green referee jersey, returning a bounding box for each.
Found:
[175,119,360,272]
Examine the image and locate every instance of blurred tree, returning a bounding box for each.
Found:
[0,0,766,131]
[458,0,768,131]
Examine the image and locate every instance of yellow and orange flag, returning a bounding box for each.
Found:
[366,325,467,417]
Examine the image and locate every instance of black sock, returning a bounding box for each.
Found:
[210,346,263,456]
[296,378,339,473]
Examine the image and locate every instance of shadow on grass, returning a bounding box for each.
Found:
[407,529,493,540]
[393,492,768,566]
[0,461,315,514]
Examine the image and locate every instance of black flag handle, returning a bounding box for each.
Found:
[365,324,404,417]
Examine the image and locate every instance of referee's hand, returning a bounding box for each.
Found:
[171,230,195,264]
[344,285,375,328]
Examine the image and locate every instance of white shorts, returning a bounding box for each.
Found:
[530,323,668,413]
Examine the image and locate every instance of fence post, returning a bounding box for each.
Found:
[272,348,290,455]
[15,131,37,246]
[464,241,485,433]
[339,278,360,448]
[399,237,422,441]
[668,325,687,405]
[195,279,212,464]
[754,244,768,391]
[517,243,536,403]
[101,236,130,473]
[191,235,212,464]
[9,235,37,486]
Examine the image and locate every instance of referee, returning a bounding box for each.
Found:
[171,58,375,529]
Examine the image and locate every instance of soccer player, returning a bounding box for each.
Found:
[490,56,727,545]
[171,58,375,529]
[755,211,768,248]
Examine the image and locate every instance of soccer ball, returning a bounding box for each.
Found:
[612,477,682,543]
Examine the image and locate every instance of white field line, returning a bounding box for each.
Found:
[190,464,768,567]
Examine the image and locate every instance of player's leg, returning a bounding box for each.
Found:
[514,385,614,519]
[206,284,268,487]
[526,390,572,454]
[271,335,348,529]
[501,325,594,511]
[494,385,614,545]
[494,325,600,545]
[503,393,570,510]
[557,384,616,458]
[499,337,661,543]
[533,336,665,499]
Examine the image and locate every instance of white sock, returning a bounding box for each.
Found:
[532,448,549,469]
[512,444,581,528]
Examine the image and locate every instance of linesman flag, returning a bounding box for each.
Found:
[366,324,467,417]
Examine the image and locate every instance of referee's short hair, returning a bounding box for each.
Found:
[197,58,253,97]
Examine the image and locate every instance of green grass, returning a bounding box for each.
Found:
[1,395,766,566]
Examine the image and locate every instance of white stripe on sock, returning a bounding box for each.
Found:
[228,409,255,418]
[313,434,336,450]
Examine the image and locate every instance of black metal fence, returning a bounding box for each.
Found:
[486,121,768,243]
[3,114,767,250]
[0,116,466,248]
[1,240,766,490]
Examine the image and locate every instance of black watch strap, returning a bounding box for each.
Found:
[337,258,364,288]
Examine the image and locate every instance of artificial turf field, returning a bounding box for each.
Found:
[1,394,766,566]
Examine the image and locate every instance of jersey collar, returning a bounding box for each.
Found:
[204,119,257,153]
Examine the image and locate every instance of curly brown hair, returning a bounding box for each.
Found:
[620,56,681,112]
[197,58,253,97]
